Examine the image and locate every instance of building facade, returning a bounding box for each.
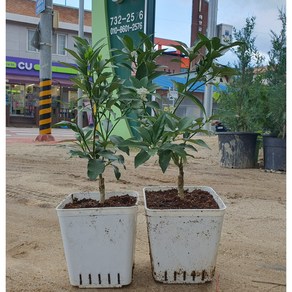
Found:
[217,23,233,45]
[6,0,92,125]
[6,0,227,127]
[154,37,190,74]
[190,0,209,46]
[6,0,192,126]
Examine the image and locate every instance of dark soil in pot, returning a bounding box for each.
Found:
[64,194,137,209]
[145,189,219,209]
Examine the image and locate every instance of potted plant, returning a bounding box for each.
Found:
[215,17,264,169]
[119,33,239,283]
[262,10,286,172]
[54,37,139,288]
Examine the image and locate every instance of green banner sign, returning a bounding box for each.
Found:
[107,0,145,81]
[92,0,155,138]
[107,1,145,36]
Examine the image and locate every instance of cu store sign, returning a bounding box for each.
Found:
[18,62,34,71]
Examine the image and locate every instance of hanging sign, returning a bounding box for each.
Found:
[36,0,46,15]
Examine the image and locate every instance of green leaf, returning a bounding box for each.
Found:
[121,35,134,51]
[134,150,151,168]
[109,135,124,145]
[146,101,160,110]
[198,33,211,49]
[187,139,210,149]
[137,127,153,144]
[183,92,206,115]
[110,135,130,155]
[211,37,221,50]
[170,43,189,56]
[152,113,166,143]
[118,138,148,150]
[87,159,105,180]
[172,145,187,158]
[53,121,79,132]
[158,150,172,173]
[172,80,185,93]
[136,62,148,80]
[118,62,133,71]
[129,76,143,88]
[177,116,194,131]
[164,112,177,130]
[190,40,207,58]
[184,144,198,153]
[112,165,121,180]
[84,128,93,140]
[218,41,243,52]
[69,149,89,158]
[99,150,118,161]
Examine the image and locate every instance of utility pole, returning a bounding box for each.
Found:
[203,0,218,132]
[146,0,156,42]
[77,0,84,129]
[35,0,55,141]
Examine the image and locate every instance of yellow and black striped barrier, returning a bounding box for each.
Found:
[35,78,55,141]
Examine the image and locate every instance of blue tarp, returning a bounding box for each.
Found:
[153,75,227,92]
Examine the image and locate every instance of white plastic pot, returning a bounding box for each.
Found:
[143,186,226,284]
[56,191,139,288]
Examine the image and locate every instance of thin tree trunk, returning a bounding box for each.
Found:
[99,174,105,204]
[177,163,184,199]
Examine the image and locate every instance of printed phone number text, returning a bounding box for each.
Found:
[110,22,143,35]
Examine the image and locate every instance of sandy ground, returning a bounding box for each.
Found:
[6,136,286,291]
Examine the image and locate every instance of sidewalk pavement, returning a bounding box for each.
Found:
[6,127,76,144]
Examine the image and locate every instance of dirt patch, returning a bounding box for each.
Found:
[6,136,286,292]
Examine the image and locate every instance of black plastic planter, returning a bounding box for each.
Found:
[217,132,259,169]
[263,135,286,171]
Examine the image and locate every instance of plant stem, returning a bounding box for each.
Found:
[99,174,105,204]
[173,65,190,114]
[177,160,184,199]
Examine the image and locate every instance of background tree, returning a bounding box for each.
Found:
[264,10,286,138]
[216,16,265,132]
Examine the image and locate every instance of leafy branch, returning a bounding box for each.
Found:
[118,33,239,198]
[54,36,129,203]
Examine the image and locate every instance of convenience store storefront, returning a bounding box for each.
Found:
[6,56,78,123]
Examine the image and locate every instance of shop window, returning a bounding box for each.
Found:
[28,30,38,52]
[6,84,39,116]
[6,84,25,115]
[52,33,67,55]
